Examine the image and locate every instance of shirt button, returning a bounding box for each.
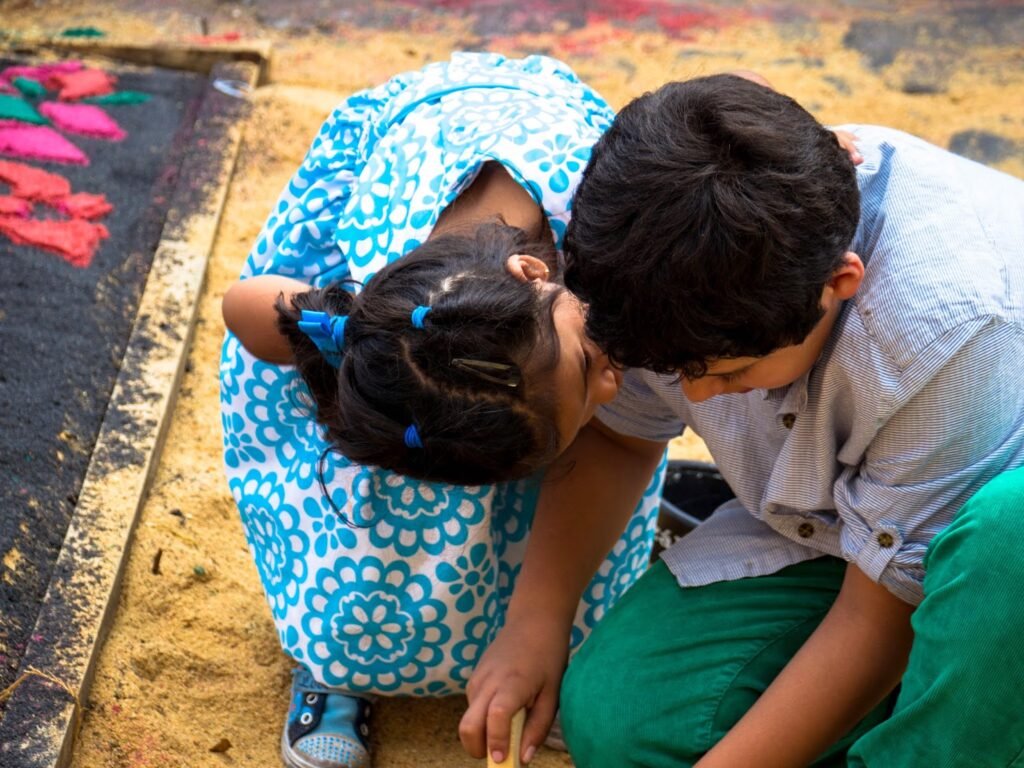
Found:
[877,532,895,548]
[782,413,796,429]
[797,522,815,538]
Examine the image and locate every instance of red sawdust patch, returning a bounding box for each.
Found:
[0,216,109,266]
[55,192,113,219]
[0,159,71,201]
[47,68,116,101]
[0,195,31,216]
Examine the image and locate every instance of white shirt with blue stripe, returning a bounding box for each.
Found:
[597,125,1024,605]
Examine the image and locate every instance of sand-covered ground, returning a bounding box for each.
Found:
[1,1,1021,766]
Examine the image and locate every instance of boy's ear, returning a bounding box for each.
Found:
[506,254,551,283]
[828,251,865,301]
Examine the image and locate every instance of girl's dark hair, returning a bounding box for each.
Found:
[275,222,564,486]
[565,74,860,377]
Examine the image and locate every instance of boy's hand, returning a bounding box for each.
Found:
[724,70,863,168]
[460,615,569,765]
[833,129,864,165]
[695,564,913,768]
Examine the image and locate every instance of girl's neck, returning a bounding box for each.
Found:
[430,161,549,241]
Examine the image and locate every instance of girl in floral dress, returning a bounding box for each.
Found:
[220,52,664,768]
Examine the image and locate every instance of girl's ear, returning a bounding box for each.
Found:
[506,253,551,284]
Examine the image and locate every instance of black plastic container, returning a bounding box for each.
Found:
[652,460,736,558]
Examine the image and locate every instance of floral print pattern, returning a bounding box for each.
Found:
[221,53,664,695]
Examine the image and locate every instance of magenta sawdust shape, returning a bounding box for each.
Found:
[1,61,83,83]
[0,125,89,164]
[39,102,125,140]
[0,60,139,267]
[0,60,128,164]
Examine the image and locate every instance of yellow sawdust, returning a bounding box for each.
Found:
[2,546,23,583]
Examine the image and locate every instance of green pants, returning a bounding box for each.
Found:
[561,469,1024,767]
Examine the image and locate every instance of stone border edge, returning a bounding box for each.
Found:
[0,57,260,768]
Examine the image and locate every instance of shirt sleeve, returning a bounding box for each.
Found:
[596,369,686,442]
[835,319,1024,604]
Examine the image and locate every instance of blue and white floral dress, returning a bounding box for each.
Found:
[220,52,665,696]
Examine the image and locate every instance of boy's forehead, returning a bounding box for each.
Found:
[700,356,761,377]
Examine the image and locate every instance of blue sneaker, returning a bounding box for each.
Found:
[281,667,372,768]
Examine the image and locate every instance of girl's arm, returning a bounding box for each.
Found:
[222,275,311,364]
[460,420,668,765]
[695,564,914,768]
[432,161,548,241]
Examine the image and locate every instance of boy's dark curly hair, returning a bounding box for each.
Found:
[276,222,563,487]
[564,74,860,377]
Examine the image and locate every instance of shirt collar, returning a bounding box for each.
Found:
[759,370,811,417]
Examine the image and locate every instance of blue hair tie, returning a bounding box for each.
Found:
[410,305,431,329]
[298,309,347,368]
[404,424,424,449]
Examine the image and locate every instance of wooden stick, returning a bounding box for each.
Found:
[487,708,526,768]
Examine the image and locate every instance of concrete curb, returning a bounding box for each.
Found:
[0,37,272,85]
[0,57,259,768]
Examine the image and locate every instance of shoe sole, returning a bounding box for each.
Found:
[280,728,319,768]
[280,728,371,768]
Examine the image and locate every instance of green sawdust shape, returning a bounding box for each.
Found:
[82,91,151,105]
[0,94,48,125]
[12,77,46,98]
[60,27,106,38]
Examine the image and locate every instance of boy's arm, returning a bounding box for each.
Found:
[700,320,1024,767]
[221,274,310,363]
[696,563,914,768]
[460,419,667,765]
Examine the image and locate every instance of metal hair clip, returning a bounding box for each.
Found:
[451,358,522,388]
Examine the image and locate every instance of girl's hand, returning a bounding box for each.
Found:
[459,616,570,765]
[834,129,863,165]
